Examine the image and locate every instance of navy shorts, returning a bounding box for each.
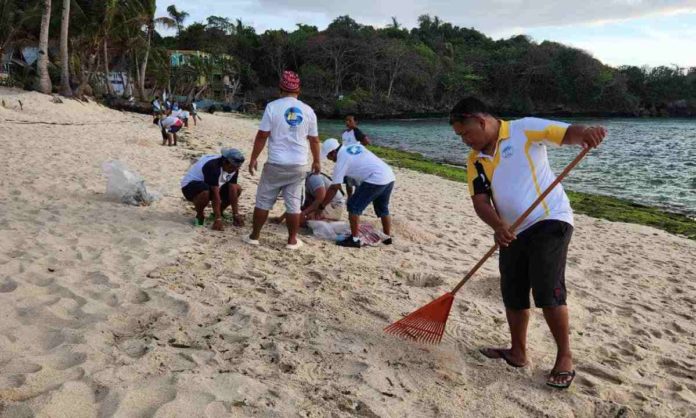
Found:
[181,181,237,205]
[347,181,394,217]
[499,220,573,310]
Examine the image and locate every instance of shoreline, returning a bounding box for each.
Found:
[361,144,696,240]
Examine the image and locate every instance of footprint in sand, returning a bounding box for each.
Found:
[403,272,444,288]
[0,277,18,292]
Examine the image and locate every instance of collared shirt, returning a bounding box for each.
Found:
[181,155,238,188]
[467,117,573,233]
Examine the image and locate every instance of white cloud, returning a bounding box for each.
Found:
[254,0,696,32]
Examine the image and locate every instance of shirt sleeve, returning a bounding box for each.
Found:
[258,105,272,132]
[521,117,570,147]
[307,174,324,194]
[331,154,349,185]
[354,128,367,143]
[307,109,319,137]
[202,160,220,187]
[466,153,492,196]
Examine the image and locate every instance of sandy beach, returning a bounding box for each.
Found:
[0,88,695,417]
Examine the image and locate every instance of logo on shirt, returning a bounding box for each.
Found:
[346,145,363,155]
[284,107,304,127]
[502,145,514,159]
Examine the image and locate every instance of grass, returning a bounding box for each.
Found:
[363,144,696,240]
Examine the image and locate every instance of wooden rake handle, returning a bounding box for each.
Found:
[451,147,590,294]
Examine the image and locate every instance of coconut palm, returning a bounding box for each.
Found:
[132,0,175,100]
[59,0,71,96]
[166,5,188,36]
[37,0,51,93]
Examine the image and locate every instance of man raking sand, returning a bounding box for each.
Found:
[450,97,606,389]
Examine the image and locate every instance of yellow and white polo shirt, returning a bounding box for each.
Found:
[467,117,573,234]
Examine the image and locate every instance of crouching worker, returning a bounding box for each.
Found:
[274,172,345,225]
[311,138,395,248]
[181,148,246,230]
[157,115,184,146]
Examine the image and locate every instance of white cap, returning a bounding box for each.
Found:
[321,138,340,160]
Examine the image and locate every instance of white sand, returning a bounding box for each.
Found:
[0,88,695,417]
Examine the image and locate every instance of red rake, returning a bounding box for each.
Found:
[385,148,590,344]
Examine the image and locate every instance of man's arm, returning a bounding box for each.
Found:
[562,125,606,149]
[355,128,371,146]
[308,135,321,174]
[249,130,270,175]
[471,193,515,247]
[301,187,327,217]
[314,185,341,214]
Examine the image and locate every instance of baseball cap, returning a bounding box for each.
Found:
[221,148,245,165]
[321,138,340,160]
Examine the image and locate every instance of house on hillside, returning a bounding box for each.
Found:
[168,50,239,102]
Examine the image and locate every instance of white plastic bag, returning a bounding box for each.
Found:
[307,221,350,241]
[307,220,387,245]
[102,160,159,206]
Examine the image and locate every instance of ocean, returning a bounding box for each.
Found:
[321,117,696,217]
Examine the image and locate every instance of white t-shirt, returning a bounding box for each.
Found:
[258,97,318,166]
[159,116,182,129]
[341,128,367,146]
[181,155,238,188]
[331,144,395,186]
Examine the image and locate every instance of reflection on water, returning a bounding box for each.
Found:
[321,118,696,216]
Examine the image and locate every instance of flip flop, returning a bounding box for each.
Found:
[479,347,527,368]
[193,218,205,227]
[547,370,576,389]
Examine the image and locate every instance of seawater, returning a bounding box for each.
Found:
[321,117,696,217]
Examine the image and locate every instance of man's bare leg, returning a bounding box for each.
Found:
[249,208,269,240]
[285,213,301,245]
[349,213,360,238]
[380,215,391,236]
[192,191,210,223]
[543,306,574,385]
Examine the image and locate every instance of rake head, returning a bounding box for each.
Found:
[384,292,455,344]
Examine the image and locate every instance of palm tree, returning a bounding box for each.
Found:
[133,0,174,100]
[37,0,52,94]
[166,5,188,35]
[59,0,71,96]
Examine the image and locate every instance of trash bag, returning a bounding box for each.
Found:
[102,160,159,206]
[307,221,387,245]
[307,221,350,241]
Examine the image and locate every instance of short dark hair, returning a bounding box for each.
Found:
[345,114,356,120]
[449,97,491,125]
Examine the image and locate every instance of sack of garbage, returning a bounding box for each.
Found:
[102,160,159,206]
[307,220,387,245]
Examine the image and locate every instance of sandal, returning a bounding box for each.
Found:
[546,370,576,389]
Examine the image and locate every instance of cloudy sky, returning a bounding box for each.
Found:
[156,0,696,67]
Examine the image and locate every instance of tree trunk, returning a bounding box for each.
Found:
[138,25,151,100]
[59,0,72,96]
[37,0,52,94]
[103,39,114,95]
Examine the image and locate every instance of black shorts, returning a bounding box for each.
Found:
[181,181,236,204]
[499,220,573,310]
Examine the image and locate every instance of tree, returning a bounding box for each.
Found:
[37,0,52,94]
[136,0,175,99]
[166,4,188,35]
[59,0,71,96]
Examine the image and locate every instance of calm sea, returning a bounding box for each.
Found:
[321,118,696,217]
